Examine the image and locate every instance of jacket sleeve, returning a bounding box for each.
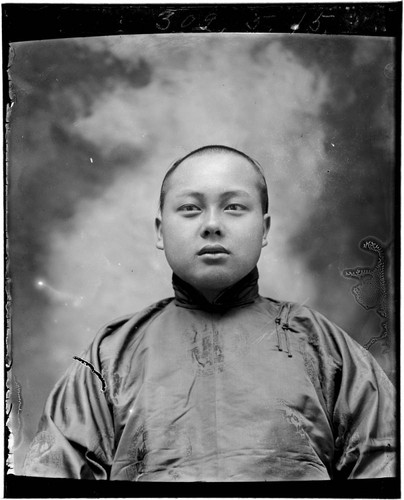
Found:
[304,308,396,479]
[333,336,396,479]
[23,303,171,480]
[23,336,116,479]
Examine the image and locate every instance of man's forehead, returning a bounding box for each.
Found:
[171,150,258,179]
[165,155,263,200]
[181,149,249,165]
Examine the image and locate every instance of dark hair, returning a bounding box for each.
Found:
[159,145,269,213]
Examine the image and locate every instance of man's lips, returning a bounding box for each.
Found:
[197,245,230,256]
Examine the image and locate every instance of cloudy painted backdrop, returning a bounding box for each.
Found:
[7,33,396,474]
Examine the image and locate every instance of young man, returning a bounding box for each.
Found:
[24,145,396,481]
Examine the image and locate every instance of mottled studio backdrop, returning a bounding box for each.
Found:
[7,34,396,474]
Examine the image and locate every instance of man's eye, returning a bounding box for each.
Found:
[178,204,201,212]
[225,204,245,211]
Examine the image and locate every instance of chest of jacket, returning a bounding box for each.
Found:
[107,302,335,481]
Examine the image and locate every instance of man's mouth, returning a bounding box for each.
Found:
[198,245,230,256]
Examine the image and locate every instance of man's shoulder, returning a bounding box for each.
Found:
[91,297,175,351]
[261,296,330,326]
[261,297,359,354]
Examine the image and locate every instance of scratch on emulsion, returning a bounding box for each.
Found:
[73,356,106,392]
[14,375,24,432]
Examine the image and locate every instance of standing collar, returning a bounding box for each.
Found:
[172,267,259,311]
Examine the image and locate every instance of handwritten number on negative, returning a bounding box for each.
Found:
[157,9,175,31]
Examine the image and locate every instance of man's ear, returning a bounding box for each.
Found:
[261,214,271,248]
[155,214,164,250]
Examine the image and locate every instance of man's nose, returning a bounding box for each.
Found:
[200,210,223,238]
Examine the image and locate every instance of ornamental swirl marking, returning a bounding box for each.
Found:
[342,237,391,351]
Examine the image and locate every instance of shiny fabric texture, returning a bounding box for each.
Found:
[24,268,396,481]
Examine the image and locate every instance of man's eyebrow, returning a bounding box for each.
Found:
[220,190,252,199]
[175,189,252,199]
[174,190,204,199]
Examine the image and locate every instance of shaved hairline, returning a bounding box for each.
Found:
[159,145,269,214]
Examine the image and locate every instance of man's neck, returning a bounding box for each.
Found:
[196,287,226,303]
[172,267,259,311]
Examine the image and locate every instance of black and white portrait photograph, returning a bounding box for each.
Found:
[4,3,399,498]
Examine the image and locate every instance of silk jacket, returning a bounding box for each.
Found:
[24,268,396,481]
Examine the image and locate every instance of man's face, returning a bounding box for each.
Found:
[155,152,270,300]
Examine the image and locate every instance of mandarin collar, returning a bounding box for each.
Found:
[172,267,259,311]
